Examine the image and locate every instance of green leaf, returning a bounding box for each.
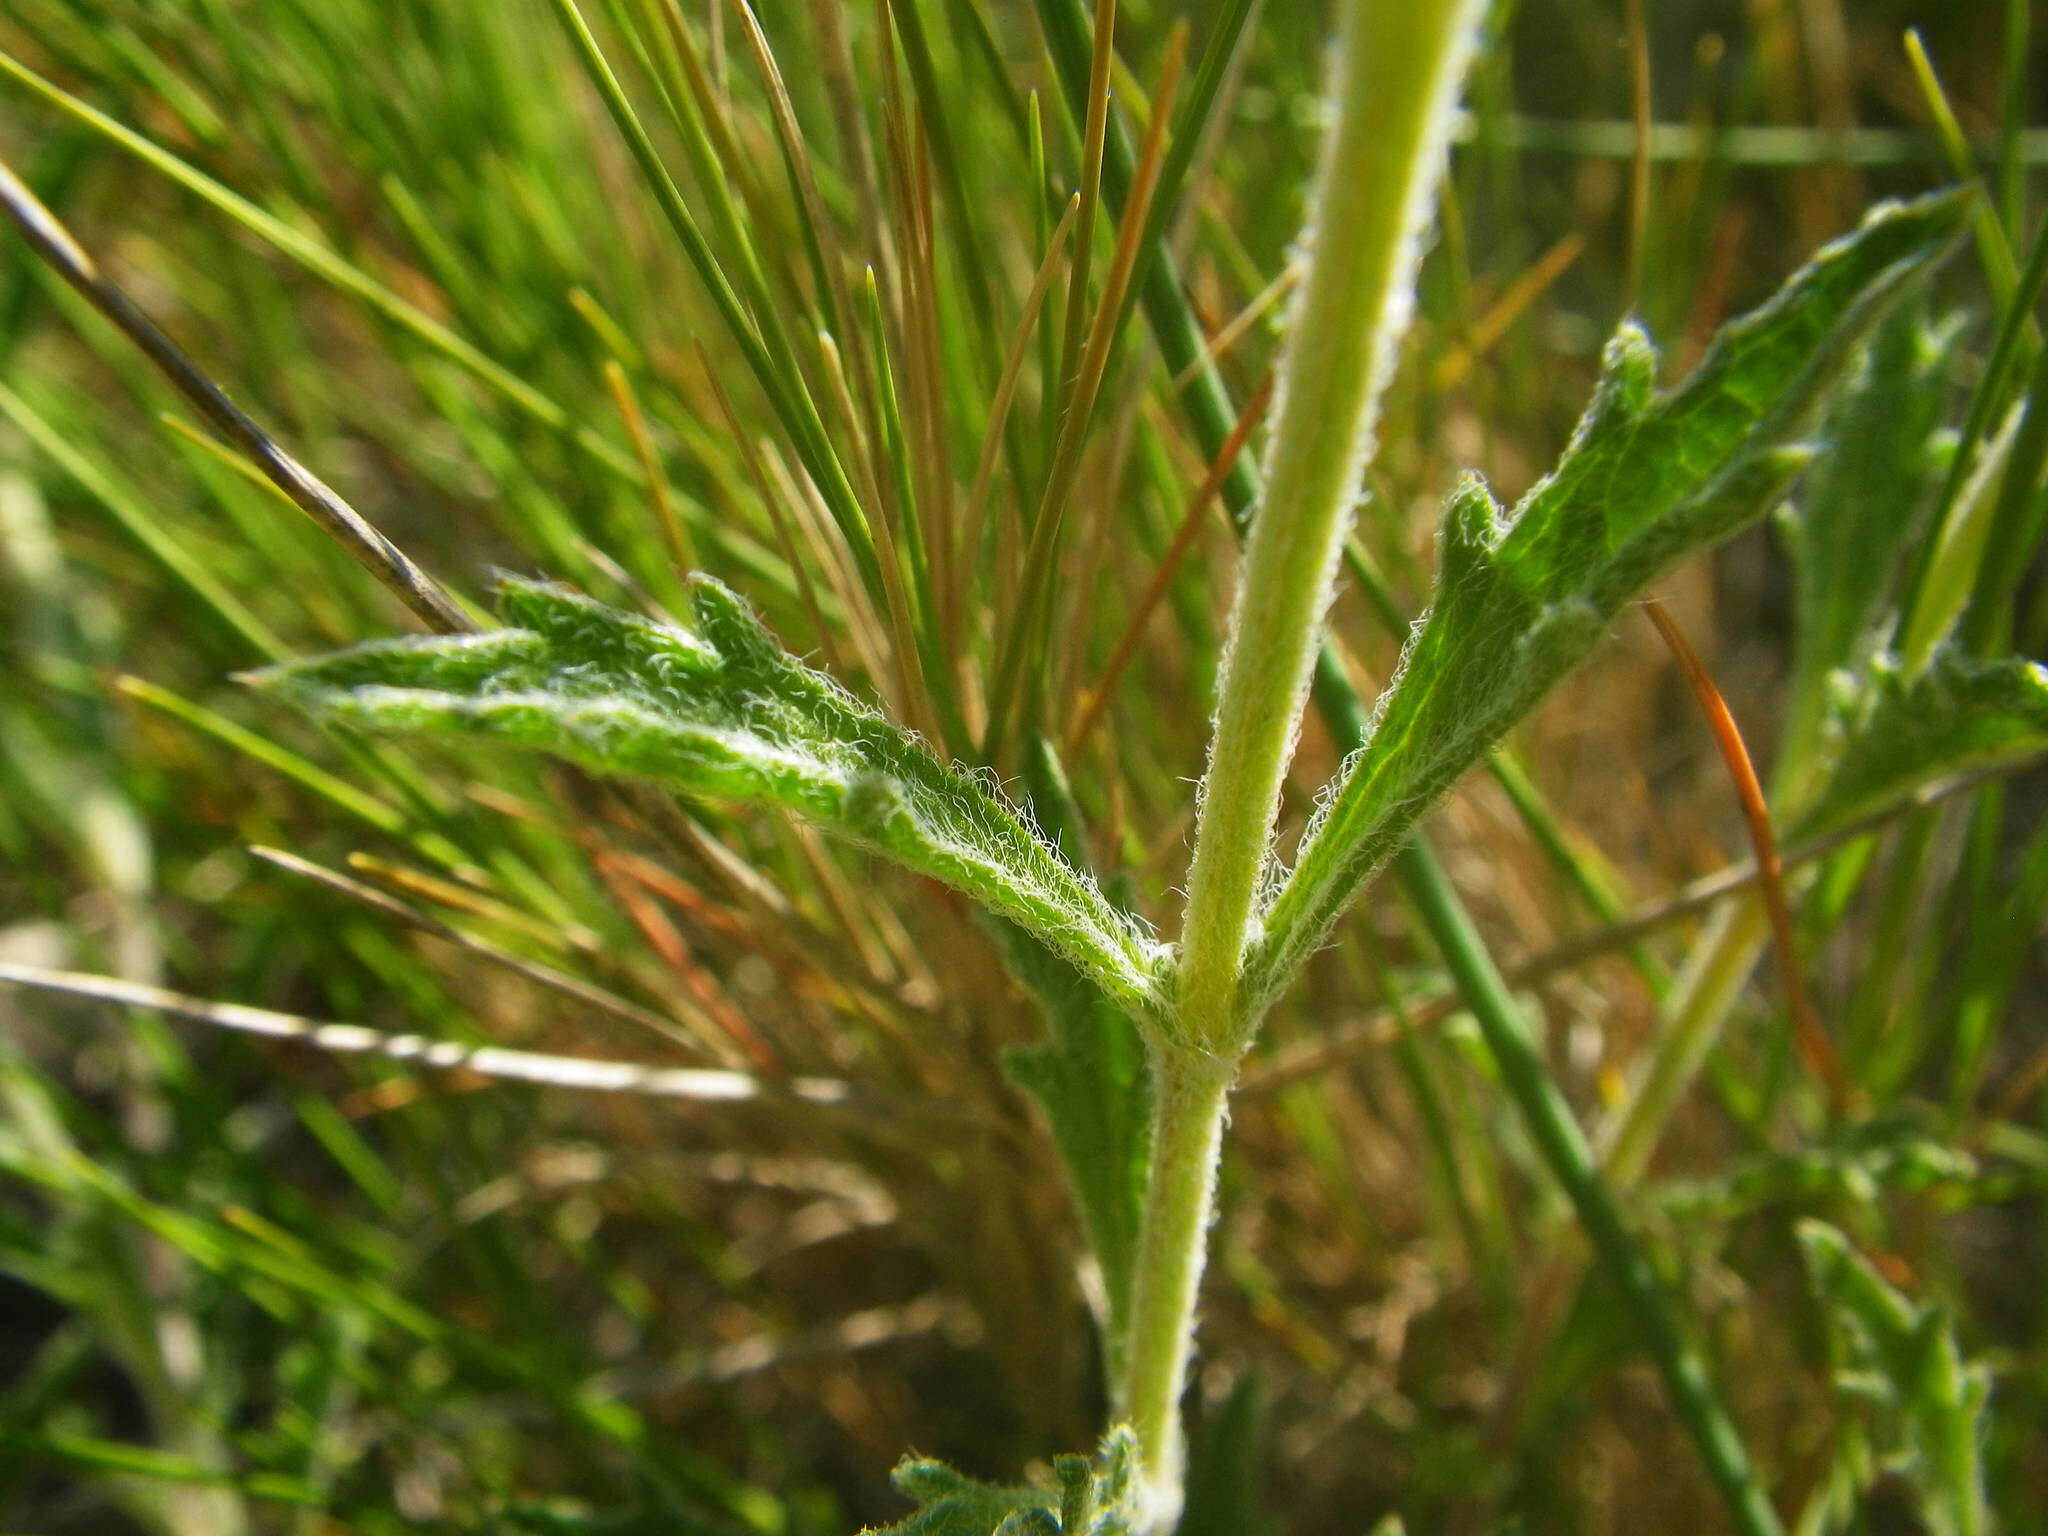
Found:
[1000,924,1152,1361]
[1248,189,1970,1007]
[1777,303,1964,773]
[1655,1114,1978,1222]
[1797,1221,1991,1536]
[869,1428,1144,1536]
[1794,648,2048,840]
[250,575,1164,1011]
[1177,1375,1271,1536]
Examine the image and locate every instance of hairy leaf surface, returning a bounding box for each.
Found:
[252,576,1164,1010]
[1794,649,2048,840]
[869,1428,1143,1536]
[1798,1221,1990,1536]
[1777,304,1962,772]
[1247,189,1969,1007]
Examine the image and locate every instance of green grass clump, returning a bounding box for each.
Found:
[1,1,2046,1533]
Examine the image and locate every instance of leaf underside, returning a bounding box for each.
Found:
[250,575,1164,1012]
[1248,188,1971,1007]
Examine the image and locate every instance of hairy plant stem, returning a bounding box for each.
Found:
[1118,1045,1234,1528]
[1040,1,1789,1527]
[1119,0,1485,1519]
[1175,0,1484,1053]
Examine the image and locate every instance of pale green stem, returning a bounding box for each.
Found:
[1174,0,1486,1053]
[1118,1048,1234,1530]
[1599,897,1771,1188]
[1121,0,1486,1521]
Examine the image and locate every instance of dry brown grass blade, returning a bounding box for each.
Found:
[802,0,887,288]
[768,101,936,746]
[1621,0,1653,309]
[905,123,961,656]
[960,193,1081,664]
[248,846,706,1057]
[812,329,888,550]
[0,158,472,636]
[345,853,598,955]
[869,89,955,674]
[1066,371,1273,754]
[698,347,852,678]
[732,0,861,360]
[589,847,785,1075]
[650,0,778,275]
[1432,232,1585,391]
[762,434,903,700]
[0,963,849,1106]
[620,795,950,1035]
[987,22,1186,750]
[1055,0,1120,418]
[1644,599,1846,1110]
[602,360,696,574]
[1169,261,1298,394]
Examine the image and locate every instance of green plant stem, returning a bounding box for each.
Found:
[1118,1046,1233,1527]
[1177,0,1483,1052]
[1116,0,1483,1517]
[1600,897,1772,1189]
[1039,4,1782,1531]
[1398,848,1787,1536]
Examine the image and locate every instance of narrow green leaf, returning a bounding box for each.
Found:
[870,1427,1143,1536]
[1794,649,2048,840]
[1249,189,1970,1008]
[250,576,1164,1011]
[1176,1375,1271,1536]
[3,1432,323,1507]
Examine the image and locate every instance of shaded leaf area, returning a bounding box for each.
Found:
[1176,1376,1272,1536]
[1249,189,1970,1007]
[870,1428,1143,1536]
[1795,649,2048,840]
[1654,1114,1978,1221]
[252,575,1164,1011]
[1776,303,1964,773]
[1798,1221,1992,1536]
[999,923,1152,1359]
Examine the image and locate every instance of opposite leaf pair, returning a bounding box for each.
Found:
[247,185,2048,1536]
[258,191,1985,1061]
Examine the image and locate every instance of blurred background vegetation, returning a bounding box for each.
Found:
[0,0,2042,1531]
